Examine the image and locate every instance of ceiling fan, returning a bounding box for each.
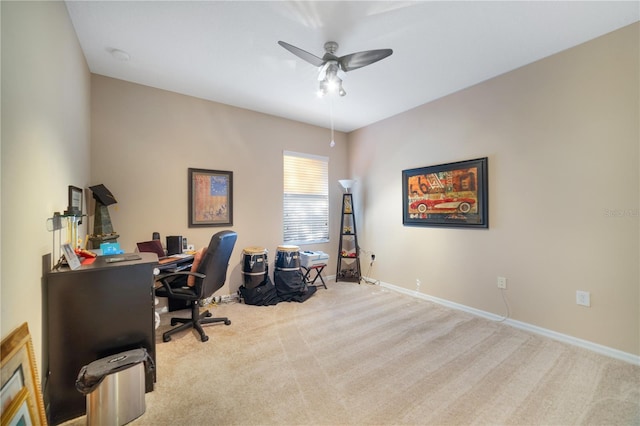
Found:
[278,40,393,97]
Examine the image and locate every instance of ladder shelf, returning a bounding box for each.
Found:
[336,193,361,283]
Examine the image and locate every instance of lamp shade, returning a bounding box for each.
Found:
[338,179,356,192]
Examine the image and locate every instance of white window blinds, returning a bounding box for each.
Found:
[283,151,329,244]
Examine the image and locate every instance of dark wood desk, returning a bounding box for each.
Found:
[44,253,157,425]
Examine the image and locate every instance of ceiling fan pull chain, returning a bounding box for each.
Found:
[330,99,335,148]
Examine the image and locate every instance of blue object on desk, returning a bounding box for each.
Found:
[100,242,123,255]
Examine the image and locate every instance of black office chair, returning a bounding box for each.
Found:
[155,230,237,342]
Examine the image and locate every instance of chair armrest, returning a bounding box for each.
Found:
[156,270,205,281]
[155,271,206,297]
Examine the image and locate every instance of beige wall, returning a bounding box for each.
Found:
[349,23,639,356]
[1,1,637,384]
[90,76,348,295]
[1,1,91,370]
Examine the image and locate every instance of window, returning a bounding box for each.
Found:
[283,151,329,244]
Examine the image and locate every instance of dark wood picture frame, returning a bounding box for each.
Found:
[188,168,233,227]
[402,157,488,228]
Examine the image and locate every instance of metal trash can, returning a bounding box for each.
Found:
[76,349,152,426]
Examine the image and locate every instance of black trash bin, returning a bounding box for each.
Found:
[76,348,153,426]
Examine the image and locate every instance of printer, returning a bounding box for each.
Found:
[300,250,330,268]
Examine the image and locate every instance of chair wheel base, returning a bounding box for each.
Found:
[162,314,231,343]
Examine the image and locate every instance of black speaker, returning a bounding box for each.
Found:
[166,236,183,255]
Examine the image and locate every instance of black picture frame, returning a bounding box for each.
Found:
[402,157,488,228]
[66,185,83,224]
[188,168,233,227]
[68,186,82,212]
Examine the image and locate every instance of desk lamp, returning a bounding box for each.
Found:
[88,184,120,249]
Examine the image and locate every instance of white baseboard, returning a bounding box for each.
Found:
[373,280,640,366]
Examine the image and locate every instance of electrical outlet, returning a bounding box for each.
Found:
[576,290,591,307]
[497,276,507,289]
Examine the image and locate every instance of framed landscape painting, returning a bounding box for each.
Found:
[402,157,488,228]
[188,168,233,227]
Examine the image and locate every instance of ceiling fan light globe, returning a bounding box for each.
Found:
[318,81,329,97]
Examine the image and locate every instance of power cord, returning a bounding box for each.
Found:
[362,253,380,285]
[494,288,511,322]
[356,246,380,284]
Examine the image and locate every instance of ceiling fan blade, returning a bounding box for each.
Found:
[278,41,325,67]
[338,49,393,72]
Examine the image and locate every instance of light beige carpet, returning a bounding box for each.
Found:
[65,281,639,425]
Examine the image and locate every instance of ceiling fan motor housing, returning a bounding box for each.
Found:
[324,41,339,54]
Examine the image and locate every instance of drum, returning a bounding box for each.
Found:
[241,246,268,289]
[275,245,300,271]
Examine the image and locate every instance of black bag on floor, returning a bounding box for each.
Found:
[239,276,280,306]
[274,269,316,302]
[290,283,317,303]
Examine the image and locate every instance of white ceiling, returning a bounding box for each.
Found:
[65,1,639,133]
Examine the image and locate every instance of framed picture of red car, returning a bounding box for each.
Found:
[402,157,488,228]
